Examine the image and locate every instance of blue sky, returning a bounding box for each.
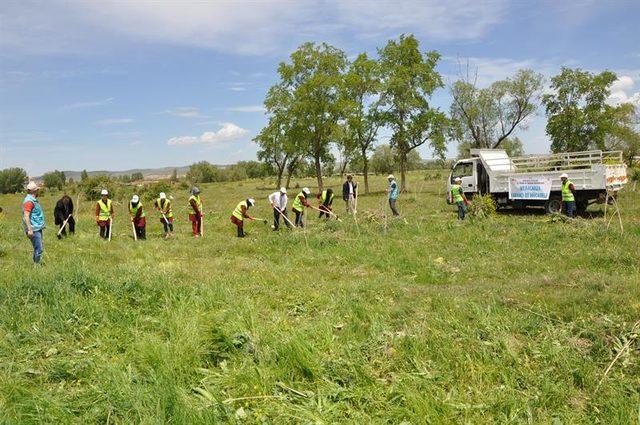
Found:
[1,0,639,176]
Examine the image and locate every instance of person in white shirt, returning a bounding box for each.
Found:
[268,187,290,231]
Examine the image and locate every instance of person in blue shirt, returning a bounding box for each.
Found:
[22,181,46,263]
[386,174,400,217]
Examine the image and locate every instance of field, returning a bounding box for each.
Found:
[1,172,639,423]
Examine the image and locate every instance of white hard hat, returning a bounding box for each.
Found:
[560,173,569,179]
[247,198,255,206]
[131,195,139,203]
[101,189,109,195]
[454,177,462,182]
[387,174,395,180]
[302,187,310,195]
[159,192,166,199]
[26,181,39,191]
[280,187,287,194]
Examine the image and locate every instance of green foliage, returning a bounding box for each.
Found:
[378,34,449,190]
[450,69,543,153]
[467,194,497,219]
[457,137,524,158]
[370,144,422,175]
[170,168,178,183]
[80,170,89,181]
[41,170,66,191]
[0,167,28,194]
[542,68,639,154]
[186,161,223,184]
[131,172,144,181]
[78,174,117,200]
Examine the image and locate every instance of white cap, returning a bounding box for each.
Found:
[387,174,395,180]
[26,181,39,191]
[131,195,139,203]
[280,187,287,194]
[159,192,166,199]
[454,177,462,182]
[560,173,569,179]
[247,198,255,206]
[302,187,310,195]
[101,189,109,196]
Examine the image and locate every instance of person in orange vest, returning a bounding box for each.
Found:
[128,195,146,240]
[230,198,256,237]
[95,189,114,239]
[188,187,203,237]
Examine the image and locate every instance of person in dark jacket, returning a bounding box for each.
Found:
[342,175,357,214]
[54,194,75,239]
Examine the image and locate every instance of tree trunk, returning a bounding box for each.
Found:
[362,147,370,194]
[276,165,284,189]
[285,156,300,189]
[399,151,407,192]
[314,155,323,192]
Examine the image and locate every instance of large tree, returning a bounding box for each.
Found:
[0,167,28,194]
[450,68,543,152]
[42,170,66,190]
[275,42,347,191]
[542,68,639,153]
[378,34,448,191]
[340,52,383,193]
[255,116,296,188]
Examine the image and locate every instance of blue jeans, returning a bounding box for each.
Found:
[456,201,467,220]
[563,201,575,218]
[29,230,44,263]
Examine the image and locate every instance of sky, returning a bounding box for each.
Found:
[1,0,639,176]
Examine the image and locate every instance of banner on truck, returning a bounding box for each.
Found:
[508,176,552,200]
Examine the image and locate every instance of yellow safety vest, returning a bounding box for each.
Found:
[321,190,334,204]
[562,181,575,202]
[129,201,145,218]
[292,192,306,212]
[156,198,173,218]
[188,195,202,215]
[232,200,248,221]
[97,199,112,222]
[451,185,464,203]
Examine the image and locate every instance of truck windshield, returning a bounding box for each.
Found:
[451,162,473,182]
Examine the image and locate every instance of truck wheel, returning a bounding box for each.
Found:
[544,198,562,214]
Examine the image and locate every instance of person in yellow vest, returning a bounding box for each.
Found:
[230,198,256,238]
[291,187,311,227]
[154,192,174,237]
[95,189,114,238]
[128,195,146,240]
[451,177,469,220]
[188,187,203,237]
[559,173,576,218]
[316,188,335,219]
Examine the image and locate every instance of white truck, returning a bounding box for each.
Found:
[447,149,628,214]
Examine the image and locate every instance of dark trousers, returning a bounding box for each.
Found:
[99,223,111,239]
[162,219,174,233]
[135,225,146,240]
[58,216,75,237]
[563,201,575,218]
[294,209,304,227]
[318,202,332,219]
[389,198,400,216]
[456,201,467,220]
[273,208,290,230]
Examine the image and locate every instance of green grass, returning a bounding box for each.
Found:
[1,172,639,423]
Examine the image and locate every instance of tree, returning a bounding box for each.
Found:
[42,170,66,190]
[0,167,28,194]
[450,68,543,153]
[186,161,221,183]
[378,34,448,191]
[542,68,632,153]
[340,52,383,193]
[457,136,524,158]
[170,168,178,183]
[80,169,89,181]
[274,42,347,191]
[131,172,144,181]
[605,104,640,165]
[255,115,296,188]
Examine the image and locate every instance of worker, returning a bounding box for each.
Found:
[54,194,75,239]
[268,187,290,231]
[230,198,256,237]
[342,175,357,214]
[451,177,469,220]
[188,187,203,237]
[560,173,576,218]
[154,192,174,237]
[291,187,311,227]
[95,189,114,239]
[386,174,400,217]
[128,195,146,240]
[22,181,45,263]
[317,188,335,219]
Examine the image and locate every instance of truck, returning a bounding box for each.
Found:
[447,149,628,214]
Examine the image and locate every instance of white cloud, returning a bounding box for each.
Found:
[63,97,114,109]
[607,75,640,107]
[163,107,206,118]
[227,105,265,113]
[167,122,249,146]
[95,118,134,125]
[1,0,509,56]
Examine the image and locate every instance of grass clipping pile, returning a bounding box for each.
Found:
[467,195,497,220]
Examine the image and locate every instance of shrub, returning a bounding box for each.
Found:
[42,170,66,191]
[0,167,28,194]
[78,174,118,200]
[467,194,497,219]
